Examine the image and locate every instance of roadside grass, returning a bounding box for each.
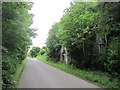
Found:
[11,59,27,88]
[36,55,120,89]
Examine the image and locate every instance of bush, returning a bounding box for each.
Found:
[2,52,22,88]
[107,37,120,79]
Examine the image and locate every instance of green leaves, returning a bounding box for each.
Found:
[29,47,40,58]
[46,2,120,82]
[46,23,61,61]
[2,2,36,88]
[2,2,35,59]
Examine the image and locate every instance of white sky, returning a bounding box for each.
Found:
[29,0,73,48]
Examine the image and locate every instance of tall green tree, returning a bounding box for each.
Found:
[46,23,61,61]
[96,2,120,77]
[46,2,120,80]
[2,2,36,88]
[57,2,99,68]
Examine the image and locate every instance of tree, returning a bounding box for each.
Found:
[29,47,40,57]
[40,46,46,55]
[46,2,120,80]
[2,2,36,88]
[96,2,120,77]
[46,23,61,61]
[57,2,99,68]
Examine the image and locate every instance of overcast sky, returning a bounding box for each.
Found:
[29,0,73,48]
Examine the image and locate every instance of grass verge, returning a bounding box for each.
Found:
[36,55,120,89]
[11,59,27,88]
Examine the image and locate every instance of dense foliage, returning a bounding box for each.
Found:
[46,23,61,61]
[46,2,120,84]
[2,2,35,88]
[29,46,40,57]
[40,46,46,55]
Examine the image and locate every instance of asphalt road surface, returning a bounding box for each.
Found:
[18,58,102,88]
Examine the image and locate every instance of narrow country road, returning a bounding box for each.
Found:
[18,58,102,88]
